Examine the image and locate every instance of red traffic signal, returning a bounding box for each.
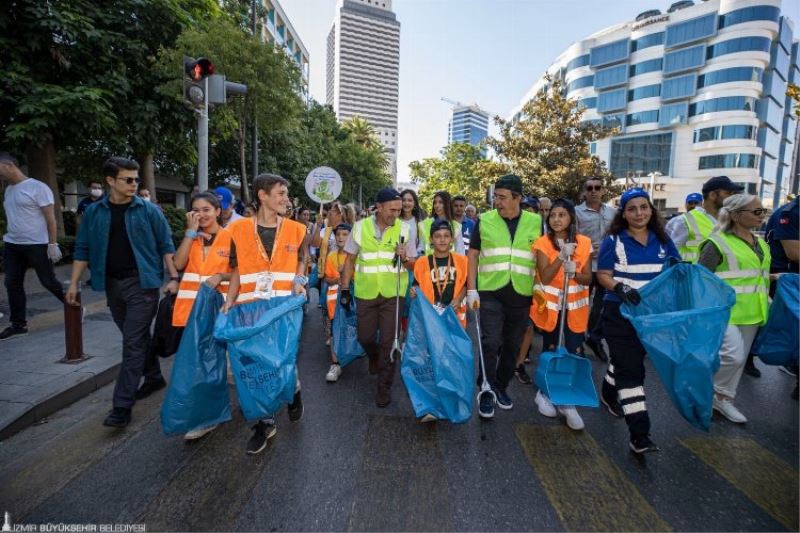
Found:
[183,57,215,82]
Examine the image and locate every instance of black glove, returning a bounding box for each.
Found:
[340,289,352,308]
[614,283,641,305]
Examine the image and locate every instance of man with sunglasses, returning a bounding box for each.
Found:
[66,157,179,428]
[575,177,615,362]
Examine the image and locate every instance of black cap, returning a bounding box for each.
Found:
[374,187,401,204]
[429,218,453,237]
[334,223,352,234]
[494,174,523,194]
[521,196,539,209]
[702,176,745,195]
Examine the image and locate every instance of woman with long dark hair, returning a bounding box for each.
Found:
[418,191,464,255]
[596,188,680,454]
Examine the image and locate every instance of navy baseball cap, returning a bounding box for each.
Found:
[701,176,744,195]
[375,187,401,204]
[686,193,703,204]
[521,196,539,209]
[620,187,650,209]
[214,186,234,209]
[430,218,453,236]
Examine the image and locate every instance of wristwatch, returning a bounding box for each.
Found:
[170,276,180,282]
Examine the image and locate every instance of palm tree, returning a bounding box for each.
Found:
[342,116,379,150]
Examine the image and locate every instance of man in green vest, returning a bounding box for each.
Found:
[467,175,541,419]
[340,187,416,407]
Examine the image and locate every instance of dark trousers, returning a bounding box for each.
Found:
[106,277,161,409]
[356,295,404,393]
[478,292,530,391]
[586,272,605,342]
[3,242,65,328]
[601,301,650,438]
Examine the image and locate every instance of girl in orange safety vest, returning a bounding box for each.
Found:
[530,198,592,431]
[172,192,232,329]
[323,223,352,383]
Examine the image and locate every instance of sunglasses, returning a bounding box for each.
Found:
[585,185,603,192]
[738,208,768,216]
[116,176,141,185]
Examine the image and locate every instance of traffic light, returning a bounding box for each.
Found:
[183,57,215,107]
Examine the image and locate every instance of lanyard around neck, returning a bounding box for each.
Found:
[254,216,283,267]
[431,253,453,297]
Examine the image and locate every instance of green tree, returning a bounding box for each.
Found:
[342,116,379,150]
[409,143,497,210]
[486,75,619,202]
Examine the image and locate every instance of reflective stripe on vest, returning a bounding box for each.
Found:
[353,217,409,299]
[612,235,663,290]
[172,230,233,327]
[705,232,770,325]
[477,210,541,296]
[529,235,591,333]
[418,218,461,254]
[678,209,714,263]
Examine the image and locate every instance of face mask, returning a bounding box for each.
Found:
[141,197,151,202]
[90,189,102,198]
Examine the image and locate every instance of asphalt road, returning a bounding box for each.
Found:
[0,291,797,532]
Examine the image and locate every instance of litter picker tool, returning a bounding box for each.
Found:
[389,236,405,363]
[473,306,497,408]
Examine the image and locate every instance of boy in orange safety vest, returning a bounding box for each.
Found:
[410,218,468,327]
[323,223,351,382]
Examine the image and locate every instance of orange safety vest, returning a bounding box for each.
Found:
[530,234,591,334]
[228,217,306,304]
[413,252,468,328]
[172,230,233,327]
[324,250,346,320]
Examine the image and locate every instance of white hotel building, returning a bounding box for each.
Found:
[511,0,799,212]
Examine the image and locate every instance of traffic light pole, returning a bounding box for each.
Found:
[198,77,209,192]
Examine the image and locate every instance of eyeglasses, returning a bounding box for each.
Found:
[738,208,768,216]
[116,176,141,185]
[585,185,603,192]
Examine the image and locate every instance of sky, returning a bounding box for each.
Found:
[279,0,711,184]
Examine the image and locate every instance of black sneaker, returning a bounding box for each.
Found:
[288,391,304,422]
[585,339,608,362]
[629,435,660,454]
[495,388,513,410]
[600,393,624,418]
[103,407,131,428]
[247,420,277,454]
[515,364,532,385]
[135,378,167,399]
[0,325,28,341]
[478,391,495,419]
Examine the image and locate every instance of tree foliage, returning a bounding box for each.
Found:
[486,75,619,202]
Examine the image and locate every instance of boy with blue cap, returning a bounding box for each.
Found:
[215,186,243,228]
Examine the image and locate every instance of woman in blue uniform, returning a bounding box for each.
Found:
[596,188,680,454]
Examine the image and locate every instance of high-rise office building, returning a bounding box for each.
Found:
[511,0,798,211]
[261,0,310,99]
[448,105,490,151]
[327,0,401,182]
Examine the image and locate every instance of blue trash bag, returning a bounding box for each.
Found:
[621,261,735,431]
[213,295,305,421]
[161,285,231,436]
[752,273,799,366]
[309,264,319,290]
[332,296,365,368]
[401,294,474,423]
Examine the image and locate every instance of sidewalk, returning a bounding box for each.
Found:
[0,264,123,440]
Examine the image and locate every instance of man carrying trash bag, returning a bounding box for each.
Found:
[339,187,416,407]
[220,173,309,455]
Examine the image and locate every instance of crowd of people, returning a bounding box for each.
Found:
[1,150,797,457]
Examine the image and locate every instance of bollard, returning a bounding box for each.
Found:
[62,280,88,363]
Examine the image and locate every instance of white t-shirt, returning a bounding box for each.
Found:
[222,210,243,228]
[3,178,54,245]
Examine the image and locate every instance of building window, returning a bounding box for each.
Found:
[595,64,629,90]
[693,125,756,142]
[628,84,661,101]
[567,75,594,93]
[661,73,697,101]
[698,153,760,170]
[718,5,780,29]
[665,13,716,48]
[631,32,664,52]
[689,96,756,116]
[625,110,659,126]
[698,67,763,88]
[609,132,673,177]
[663,44,705,75]
[706,36,771,59]
[602,114,624,130]
[590,39,630,68]
[566,54,590,72]
[659,102,689,127]
[589,142,597,154]
[597,89,627,113]
[629,58,663,77]
[577,97,597,109]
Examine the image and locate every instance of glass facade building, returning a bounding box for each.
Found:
[510,0,799,211]
[448,105,490,153]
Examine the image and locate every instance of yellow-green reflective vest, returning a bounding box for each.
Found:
[679,208,715,263]
[417,218,461,254]
[477,210,541,295]
[703,232,771,326]
[353,216,409,299]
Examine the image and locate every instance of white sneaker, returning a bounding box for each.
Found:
[557,405,585,430]
[184,424,218,440]
[535,391,557,418]
[420,413,437,423]
[326,364,342,382]
[713,397,747,424]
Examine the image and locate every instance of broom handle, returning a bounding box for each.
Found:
[557,228,576,349]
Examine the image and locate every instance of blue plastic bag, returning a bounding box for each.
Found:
[309,264,319,290]
[752,274,799,366]
[332,296,365,368]
[214,295,305,421]
[401,294,474,423]
[161,285,231,436]
[622,262,735,431]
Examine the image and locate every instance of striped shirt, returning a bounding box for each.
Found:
[598,229,681,302]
